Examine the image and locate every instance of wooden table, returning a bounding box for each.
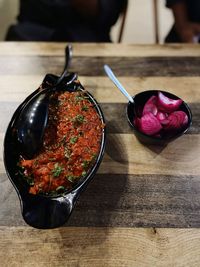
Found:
[1,42,200,266]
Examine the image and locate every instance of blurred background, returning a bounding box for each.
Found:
[0,0,173,43]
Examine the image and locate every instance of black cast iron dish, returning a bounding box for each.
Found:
[4,73,106,229]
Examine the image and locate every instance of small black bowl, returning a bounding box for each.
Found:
[4,74,106,229]
[126,90,192,145]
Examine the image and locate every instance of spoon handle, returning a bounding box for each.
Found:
[104,65,134,103]
[56,44,73,86]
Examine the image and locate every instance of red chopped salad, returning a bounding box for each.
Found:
[19,90,104,196]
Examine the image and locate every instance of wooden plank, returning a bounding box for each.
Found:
[68,173,200,227]
[0,173,24,227]
[1,171,200,227]
[100,133,200,176]
[1,132,200,227]
[81,76,200,103]
[1,131,200,227]
[0,101,198,135]
[0,227,200,267]
[1,76,200,103]
[1,42,200,57]
[0,134,4,172]
[1,56,200,76]
[1,133,200,176]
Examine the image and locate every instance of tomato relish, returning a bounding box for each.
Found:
[19,90,104,195]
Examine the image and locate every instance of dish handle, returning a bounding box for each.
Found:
[20,188,80,229]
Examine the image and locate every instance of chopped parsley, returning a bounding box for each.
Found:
[82,105,89,111]
[75,94,89,102]
[75,114,85,123]
[52,163,63,177]
[70,136,78,144]
[66,175,76,183]
[56,186,65,193]
[18,166,34,186]
[82,171,87,176]
[81,160,90,169]
[75,96,85,102]
[72,114,86,127]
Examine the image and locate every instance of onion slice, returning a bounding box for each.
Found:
[156,111,168,122]
[158,92,182,113]
[143,95,158,116]
[163,111,188,131]
[139,112,162,136]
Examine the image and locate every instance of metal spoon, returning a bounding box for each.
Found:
[104,65,134,103]
[16,45,75,159]
[104,64,145,125]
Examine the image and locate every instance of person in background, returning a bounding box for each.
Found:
[5,0,127,42]
[165,0,200,43]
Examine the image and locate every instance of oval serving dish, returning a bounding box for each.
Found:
[4,73,106,229]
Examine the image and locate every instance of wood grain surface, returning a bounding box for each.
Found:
[1,42,200,57]
[1,42,200,266]
[0,227,200,267]
[1,55,200,76]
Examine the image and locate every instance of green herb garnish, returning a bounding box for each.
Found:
[70,136,78,144]
[75,96,85,102]
[81,160,90,169]
[75,114,85,123]
[72,114,86,127]
[82,105,89,111]
[67,175,75,183]
[18,167,34,186]
[92,153,97,161]
[56,186,65,193]
[52,163,63,177]
[82,171,87,176]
